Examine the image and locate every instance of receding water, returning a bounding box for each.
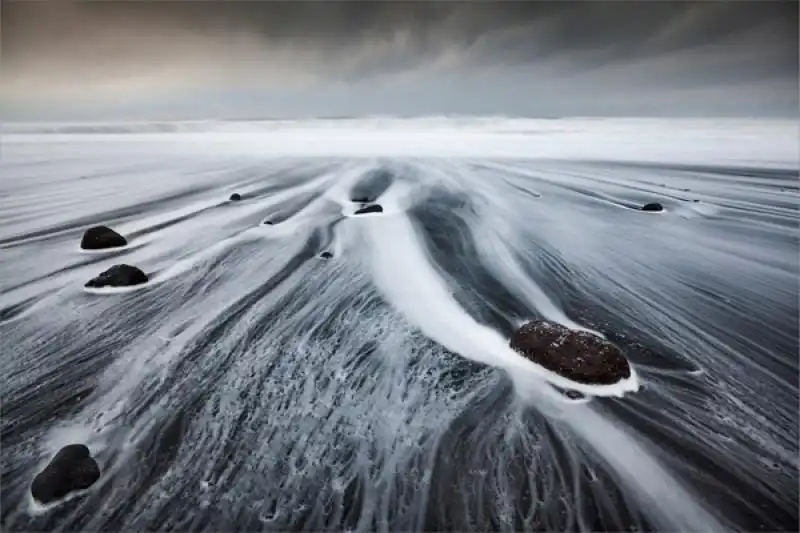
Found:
[1,119,797,532]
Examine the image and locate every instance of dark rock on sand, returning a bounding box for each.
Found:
[641,202,664,212]
[85,264,148,288]
[80,226,127,250]
[263,220,275,225]
[354,204,383,215]
[509,320,631,385]
[31,444,100,504]
[319,251,333,259]
[563,389,586,400]
[229,193,242,201]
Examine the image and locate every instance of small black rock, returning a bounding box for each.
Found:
[354,204,383,215]
[319,251,333,259]
[351,196,370,203]
[229,193,242,201]
[641,202,664,212]
[85,264,148,288]
[80,226,127,250]
[263,220,274,226]
[563,389,586,400]
[31,444,100,505]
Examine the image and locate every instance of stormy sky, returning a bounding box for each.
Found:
[1,0,797,120]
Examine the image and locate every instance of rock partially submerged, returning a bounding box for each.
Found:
[351,196,370,203]
[641,202,664,212]
[80,226,127,250]
[319,251,333,259]
[563,389,586,400]
[229,193,242,201]
[354,204,383,215]
[509,320,631,385]
[31,444,100,505]
[85,264,148,288]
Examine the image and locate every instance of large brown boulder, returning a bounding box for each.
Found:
[509,320,631,385]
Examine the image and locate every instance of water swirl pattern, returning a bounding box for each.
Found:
[1,118,797,532]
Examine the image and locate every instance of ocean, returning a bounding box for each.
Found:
[1,117,797,532]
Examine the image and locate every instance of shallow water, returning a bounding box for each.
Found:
[1,119,798,532]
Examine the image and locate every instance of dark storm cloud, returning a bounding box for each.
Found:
[1,1,797,119]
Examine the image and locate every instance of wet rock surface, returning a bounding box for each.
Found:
[31,444,100,505]
[510,320,631,385]
[85,264,148,288]
[354,204,383,215]
[641,202,664,212]
[80,226,127,250]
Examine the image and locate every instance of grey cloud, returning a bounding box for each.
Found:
[1,1,796,120]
